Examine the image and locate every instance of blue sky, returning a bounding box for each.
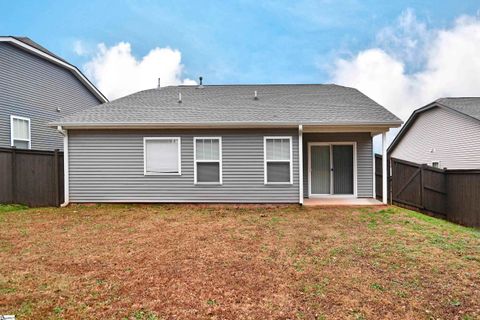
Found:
[2,0,479,85]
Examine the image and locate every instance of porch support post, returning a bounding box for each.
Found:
[57,126,69,207]
[382,131,388,204]
[298,125,303,204]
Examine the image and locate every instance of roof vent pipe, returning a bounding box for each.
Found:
[178,92,182,103]
[198,76,204,89]
[254,90,258,100]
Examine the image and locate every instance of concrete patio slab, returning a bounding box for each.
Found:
[303,197,384,206]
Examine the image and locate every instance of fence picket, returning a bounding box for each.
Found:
[0,147,64,207]
[376,155,479,228]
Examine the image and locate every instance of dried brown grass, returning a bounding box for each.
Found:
[0,204,479,319]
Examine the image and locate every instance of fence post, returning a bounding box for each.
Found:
[390,159,395,205]
[53,149,60,206]
[420,164,425,209]
[11,147,16,203]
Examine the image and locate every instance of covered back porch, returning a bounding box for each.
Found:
[298,125,389,205]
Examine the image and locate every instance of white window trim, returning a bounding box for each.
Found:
[431,161,441,168]
[264,136,293,185]
[194,136,223,185]
[143,137,182,176]
[10,115,31,149]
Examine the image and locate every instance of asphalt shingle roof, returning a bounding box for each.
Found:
[13,36,68,63]
[436,97,480,121]
[54,84,402,127]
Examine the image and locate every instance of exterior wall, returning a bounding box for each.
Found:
[68,129,300,203]
[303,132,373,198]
[391,107,480,169]
[0,42,102,151]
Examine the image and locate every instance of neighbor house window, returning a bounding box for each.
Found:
[432,161,440,168]
[143,137,181,175]
[194,137,222,184]
[264,137,292,184]
[10,115,31,149]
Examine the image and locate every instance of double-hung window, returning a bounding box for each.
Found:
[194,137,222,184]
[10,115,31,149]
[144,137,181,175]
[264,137,292,184]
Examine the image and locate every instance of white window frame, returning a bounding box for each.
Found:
[194,137,223,185]
[10,115,31,149]
[264,136,293,185]
[307,141,357,197]
[431,161,441,168]
[143,137,181,176]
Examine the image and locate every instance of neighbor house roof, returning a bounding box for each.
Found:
[388,97,480,153]
[52,84,402,128]
[0,36,108,103]
[435,97,480,121]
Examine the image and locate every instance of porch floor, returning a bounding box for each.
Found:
[303,197,384,206]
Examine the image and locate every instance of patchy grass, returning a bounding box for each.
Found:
[0,204,479,319]
[0,204,28,213]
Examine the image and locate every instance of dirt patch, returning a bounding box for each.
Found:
[0,204,479,319]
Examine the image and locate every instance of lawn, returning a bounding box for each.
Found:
[0,204,479,320]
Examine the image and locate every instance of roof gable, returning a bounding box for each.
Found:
[388,98,480,153]
[0,36,107,103]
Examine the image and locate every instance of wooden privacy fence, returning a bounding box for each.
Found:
[0,147,64,207]
[376,155,480,228]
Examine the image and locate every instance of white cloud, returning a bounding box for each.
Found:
[73,40,88,56]
[375,8,431,69]
[330,11,480,150]
[84,42,195,100]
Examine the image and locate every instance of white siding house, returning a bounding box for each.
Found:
[389,98,480,169]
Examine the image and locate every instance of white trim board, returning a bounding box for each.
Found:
[298,125,304,204]
[307,142,357,197]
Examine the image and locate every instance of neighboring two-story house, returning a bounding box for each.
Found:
[0,36,107,150]
[389,98,480,169]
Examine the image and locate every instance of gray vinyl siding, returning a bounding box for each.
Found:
[390,107,480,169]
[303,133,373,198]
[0,42,101,150]
[68,129,300,203]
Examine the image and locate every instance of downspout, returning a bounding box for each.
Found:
[298,125,304,205]
[57,126,69,207]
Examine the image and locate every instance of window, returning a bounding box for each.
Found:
[432,161,440,168]
[143,137,181,175]
[264,137,292,184]
[194,137,222,184]
[10,116,31,149]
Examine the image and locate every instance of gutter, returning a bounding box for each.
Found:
[49,121,403,129]
[56,126,69,207]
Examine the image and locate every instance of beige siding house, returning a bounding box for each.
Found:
[389,98,480,169]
